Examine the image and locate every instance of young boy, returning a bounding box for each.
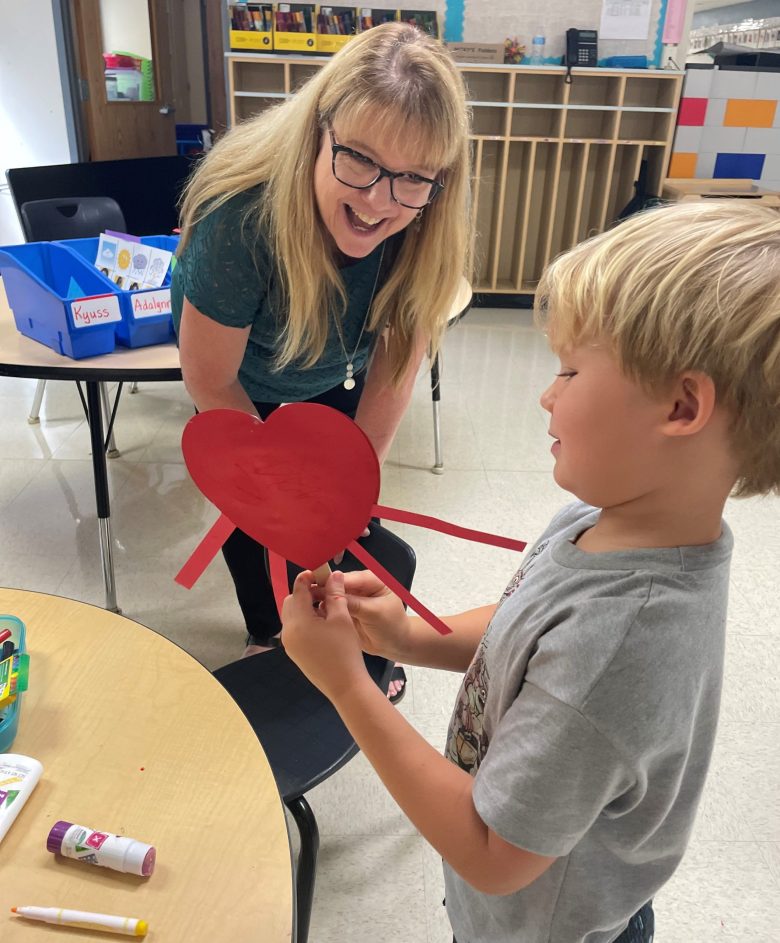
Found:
[280,201,780,943]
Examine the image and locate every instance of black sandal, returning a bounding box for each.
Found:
[388,666,407,705]
[245,634,282,649]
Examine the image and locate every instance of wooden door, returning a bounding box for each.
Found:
[72,0,177,160]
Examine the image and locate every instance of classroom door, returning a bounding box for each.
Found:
[72,0,178,160]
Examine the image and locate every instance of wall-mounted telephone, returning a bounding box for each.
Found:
[565,28,598,67]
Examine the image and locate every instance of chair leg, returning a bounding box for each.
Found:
[129,382,139,394]
[27,379,46,424]
[99,382,121,458]
[286,795,319,943]
[430,352,444,474]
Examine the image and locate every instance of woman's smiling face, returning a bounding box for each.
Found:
[313,109,440,258]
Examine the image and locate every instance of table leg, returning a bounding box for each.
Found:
[430,352,443,475]
[27,379,46,424]
[99,382,121,458]
[85,381,120,613]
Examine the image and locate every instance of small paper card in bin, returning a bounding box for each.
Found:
[95,233,172,291]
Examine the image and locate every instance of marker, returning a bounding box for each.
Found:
[11,907,148,936]
[0,629,12,645]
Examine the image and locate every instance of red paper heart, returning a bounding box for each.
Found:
[182,405,380,569]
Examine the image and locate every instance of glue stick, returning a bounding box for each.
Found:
[0,754,43,844]
[47,821,156,876]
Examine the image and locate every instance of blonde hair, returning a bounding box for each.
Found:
[535,200,780,497]
[178,22,472,383]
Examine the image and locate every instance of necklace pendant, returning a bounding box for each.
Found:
[344,376,356,391]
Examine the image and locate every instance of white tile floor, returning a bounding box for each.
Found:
[1,308,778,942]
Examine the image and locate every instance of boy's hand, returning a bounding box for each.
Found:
[281,570,368,703]
[337,571,411,662]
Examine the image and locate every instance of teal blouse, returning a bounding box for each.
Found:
[171,188,388,403]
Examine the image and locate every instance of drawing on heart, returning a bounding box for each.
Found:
[175,405,528,634]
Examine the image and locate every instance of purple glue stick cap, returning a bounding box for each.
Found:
[141,845,156,876]
[46,820,73,855]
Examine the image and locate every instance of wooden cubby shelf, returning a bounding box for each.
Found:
[227,54,683,294]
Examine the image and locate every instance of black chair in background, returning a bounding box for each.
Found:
[6,155,196,237]
[17,196,129,451]
[20,196,127,242]
[213,523,416,943]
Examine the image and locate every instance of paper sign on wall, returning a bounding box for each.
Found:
[662,0,687,44]
[71,294,122,329]
[599,0,653,40]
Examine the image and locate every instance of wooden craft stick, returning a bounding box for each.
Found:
[312,563,331,586]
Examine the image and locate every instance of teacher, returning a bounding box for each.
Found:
[172,22,473,696]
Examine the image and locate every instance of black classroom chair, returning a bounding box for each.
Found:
[213,522,416,943]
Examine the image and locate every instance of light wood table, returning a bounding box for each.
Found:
[0,588,293,942]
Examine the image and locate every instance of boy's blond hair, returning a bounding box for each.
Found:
[535,201,780,497]
[178,22,472,384]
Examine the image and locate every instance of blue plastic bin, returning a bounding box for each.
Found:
[60,235,179,348]
[0,615,27,754]
[176,123,209,156]
[0,242,120,358]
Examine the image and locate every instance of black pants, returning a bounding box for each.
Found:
[221,373,365,645]
[452,901,654,943]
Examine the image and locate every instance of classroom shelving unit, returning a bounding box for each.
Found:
[226,53,683,294]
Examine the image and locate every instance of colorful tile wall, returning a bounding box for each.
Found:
[670,68,780,193]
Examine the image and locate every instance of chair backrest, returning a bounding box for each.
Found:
[6,155,196,237]
[19,196,127,242]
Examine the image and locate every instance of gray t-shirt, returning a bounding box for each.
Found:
[444,501,732,943]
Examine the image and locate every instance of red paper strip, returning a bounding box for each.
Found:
[347,540,453,636]
[175,513,236,589]
[373,504,527,554]
[269,550,290,619]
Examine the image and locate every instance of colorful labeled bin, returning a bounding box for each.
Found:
[356,7,398,31]
[59,235,179,349]
[274,3,317,52]
[0,242,121,359]
[230,2,274,50]
[0,616,27,755]
[316,6,356,53]
[399,9,438,38]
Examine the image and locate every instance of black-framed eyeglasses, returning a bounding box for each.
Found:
[329,129,444,209]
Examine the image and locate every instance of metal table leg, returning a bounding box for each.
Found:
[85,381,120,613]
[28,379,46,424]
[431,352,443,475]
[99,382,121,458]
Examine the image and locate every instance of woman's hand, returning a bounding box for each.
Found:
[332,526,370,566]
[281,570,369,702]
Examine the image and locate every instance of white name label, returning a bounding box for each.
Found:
[132,289,171,319]
[70,294,122,328]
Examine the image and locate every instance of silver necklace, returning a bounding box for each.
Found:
[333,242,385,390]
